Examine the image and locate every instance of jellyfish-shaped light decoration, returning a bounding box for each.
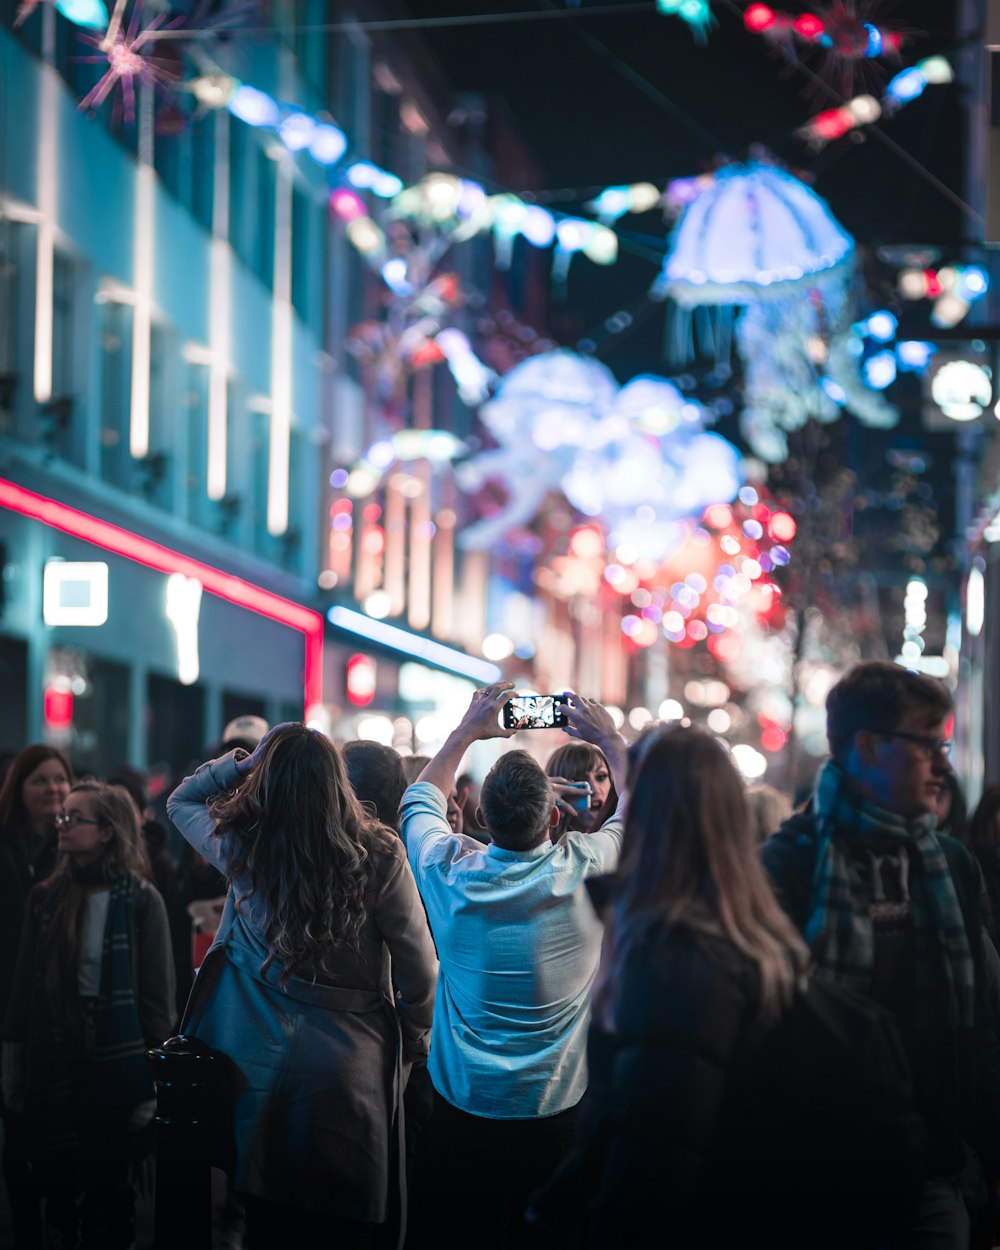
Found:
[655,161,896,461]
[455,351,619,549]
[455,353,744,560]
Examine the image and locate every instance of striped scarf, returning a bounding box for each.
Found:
[29,872,154,1153]
[805,758,976,1030]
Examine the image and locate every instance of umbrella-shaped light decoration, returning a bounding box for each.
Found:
[455,352,743,559]
[655,160,897,461]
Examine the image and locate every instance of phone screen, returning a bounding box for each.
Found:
[503,695,567,730]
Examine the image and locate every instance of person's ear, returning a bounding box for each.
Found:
[549,804,561,829]
[854,728,880,766]
[475,804,485,829]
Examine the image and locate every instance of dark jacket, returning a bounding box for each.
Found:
[531,914,827,1249]
[762,809,1000,1175]
[0,828,59,1024]
[3,872,177,1050]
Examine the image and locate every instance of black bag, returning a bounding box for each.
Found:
[756,971,930,1243]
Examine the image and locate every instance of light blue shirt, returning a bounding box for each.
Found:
[399,780,623,1119]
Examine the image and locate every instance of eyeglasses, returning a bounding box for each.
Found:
[55,812,102,829]
[879,730,953,759]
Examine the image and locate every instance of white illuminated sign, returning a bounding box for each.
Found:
[43,561,109,626]
[165,573,203,685]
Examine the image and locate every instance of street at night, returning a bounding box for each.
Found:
[2,1,1000,1247]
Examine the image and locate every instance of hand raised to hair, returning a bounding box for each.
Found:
[233,721,299,776]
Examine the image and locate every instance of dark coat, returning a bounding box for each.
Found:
[531,915,827,1249]
[0,828,59,1024]
[762,810,1000,1175]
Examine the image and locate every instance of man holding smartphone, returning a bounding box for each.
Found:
[398,681,627,1250]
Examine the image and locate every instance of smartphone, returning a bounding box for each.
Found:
[502,694,569,731]
[557,781,592,812]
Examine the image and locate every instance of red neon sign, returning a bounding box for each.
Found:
[0,478,324,711]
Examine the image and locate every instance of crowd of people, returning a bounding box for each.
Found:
[1,662,1000,1249]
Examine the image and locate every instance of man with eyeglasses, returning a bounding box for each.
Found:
[763,660,1000,1249]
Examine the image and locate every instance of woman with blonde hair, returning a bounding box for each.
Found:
[167,722,437,1249]
[528,725,810,1248]
[2,780,175,1250]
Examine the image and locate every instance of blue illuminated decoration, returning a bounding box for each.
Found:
[864,350,897,390]
[896,341,935,372]
[55,0,108,28]
[865,310,898,341]
[885,67,926,105]
[656,0,715,41]
[327,607,502,683]
[864,23,883,57]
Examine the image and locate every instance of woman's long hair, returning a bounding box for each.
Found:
[209,725,381,982]
[595,725,808,1025]
[0,744,73,840]
[968,785,1000,854]
[44,781,150,1019]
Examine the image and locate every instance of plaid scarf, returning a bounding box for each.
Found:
[28,872,154,1153]
[804,759,975,1030]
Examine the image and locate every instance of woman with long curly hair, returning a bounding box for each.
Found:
[166,722,437,1249]
[2,780,175,1250]
[528,725,811,1248]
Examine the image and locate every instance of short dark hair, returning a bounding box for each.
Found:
[826,661,952,762]
[480,750,553,849]
[341,740,408,830]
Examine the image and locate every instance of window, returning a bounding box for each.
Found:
[254,145,276,287]
[51,248,75,400]
[292,0,328,97]
[142,322,172,507]
[153,109,186,205]
[0,220,23,430]
[291,184,316,323]
[0,634,28,754]
[181,362,213,529]
[98,300,134,489]
[191,113,215,231]
[249,408,272,556]
[147,672,206,775]
[40,247,80,464]
[59,652,130,778]
[229,123,275,287]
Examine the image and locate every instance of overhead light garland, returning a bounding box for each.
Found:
[743,2,907,95]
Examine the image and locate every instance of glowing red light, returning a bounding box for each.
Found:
[703,503,734,530]
[761,725,787,752]
[793,13,825,40]
[346,654,377,708]
[0,478,323,710]
[409,340,447,369]
[744,3,776,32]
[44,685,74,731]
[923,269,943,298]
[811,108,854,141]
[769,512,797,542]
